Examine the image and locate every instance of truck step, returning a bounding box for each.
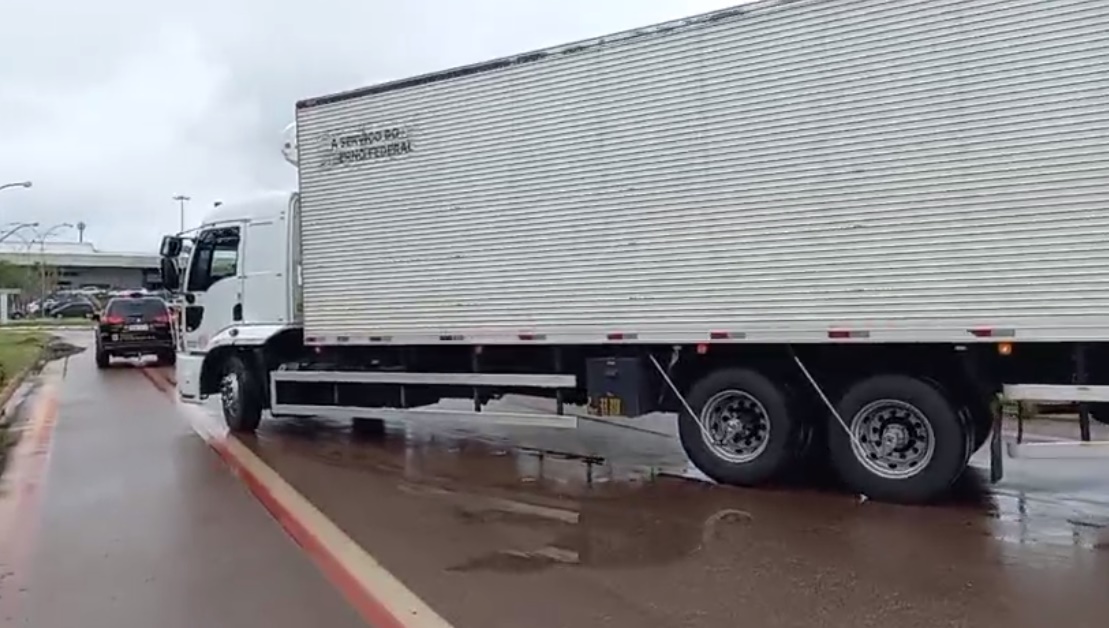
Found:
[269,403,578,429]
[272,369,575,389]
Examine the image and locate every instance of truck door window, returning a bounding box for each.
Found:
[186,227,241,292]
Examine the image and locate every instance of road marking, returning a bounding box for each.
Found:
[139,368,453,628]
[0,380,60,620]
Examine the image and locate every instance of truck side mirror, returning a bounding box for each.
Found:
[160,257,181,292]
[160,235,183,258]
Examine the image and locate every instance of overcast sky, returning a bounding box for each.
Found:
[0,0,746,252]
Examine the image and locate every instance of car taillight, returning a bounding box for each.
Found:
[154,313,171,323]
[103,315,125,324]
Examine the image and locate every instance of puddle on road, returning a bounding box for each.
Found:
[41,340,84,363]
[988,491,1109,551]
[251,413,687,495]
[240,409,1109,581]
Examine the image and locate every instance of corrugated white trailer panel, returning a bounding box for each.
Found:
[295,0,1109,345]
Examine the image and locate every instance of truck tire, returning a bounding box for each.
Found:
[678,368,801,487]
[827,375,968,504]
[221,353,263,433]
[967,411,990,455]
[96,350,110,369]
[157,350,177,367]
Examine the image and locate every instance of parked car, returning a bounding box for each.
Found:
[93,293,176,368]
[47,299,97,319]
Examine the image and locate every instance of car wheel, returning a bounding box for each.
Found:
[96,350,111,369]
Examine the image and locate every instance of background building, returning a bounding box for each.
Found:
[0,241,161,291]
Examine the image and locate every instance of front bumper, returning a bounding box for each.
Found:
[99,339,174,356]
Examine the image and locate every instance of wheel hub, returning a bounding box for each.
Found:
[699,390,772,463]
[850,400,935,480]
[878,423,909,456]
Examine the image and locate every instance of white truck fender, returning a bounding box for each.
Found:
[186,324,297,399]
[207,323,293,349]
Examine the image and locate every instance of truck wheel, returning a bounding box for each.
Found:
[96,350,111,369]
[221,354,263,433]
[827,375,968,504]
[678,368,801,487]
[157,350,177,367]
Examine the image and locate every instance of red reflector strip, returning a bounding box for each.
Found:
[828,330,870,339]
[709,331,747,340]
[606,332,640,341]
[969,328,1016,338]
[518,333,547,341]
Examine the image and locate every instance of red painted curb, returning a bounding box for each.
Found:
[0,390,60,622]
[139,367,410,628]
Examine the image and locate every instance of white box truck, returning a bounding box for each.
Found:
[156,0,1109,504]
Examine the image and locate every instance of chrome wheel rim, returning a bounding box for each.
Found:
[849,399,935,479]
[221,371,241,420]
[699,390,771,463]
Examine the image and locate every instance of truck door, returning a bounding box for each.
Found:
[181,226,242,353]
[241,217,290,324]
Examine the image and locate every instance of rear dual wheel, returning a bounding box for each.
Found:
[678,369,806,487]
[679,368,970,504]
[827,375,969,504]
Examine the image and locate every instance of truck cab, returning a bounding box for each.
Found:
[158,191,302,402]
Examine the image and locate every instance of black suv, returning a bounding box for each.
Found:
[94,294,176,369]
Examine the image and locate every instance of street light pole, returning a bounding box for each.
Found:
[0,180,33,193]
[172,194,191,233]
[0,221,39,245]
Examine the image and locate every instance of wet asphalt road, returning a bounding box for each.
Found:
[2,337,364,628]
[5,331,1109,627]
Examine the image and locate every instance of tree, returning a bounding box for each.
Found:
[0,260,34,291]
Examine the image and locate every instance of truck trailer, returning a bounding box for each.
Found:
[159,0,1109,504]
